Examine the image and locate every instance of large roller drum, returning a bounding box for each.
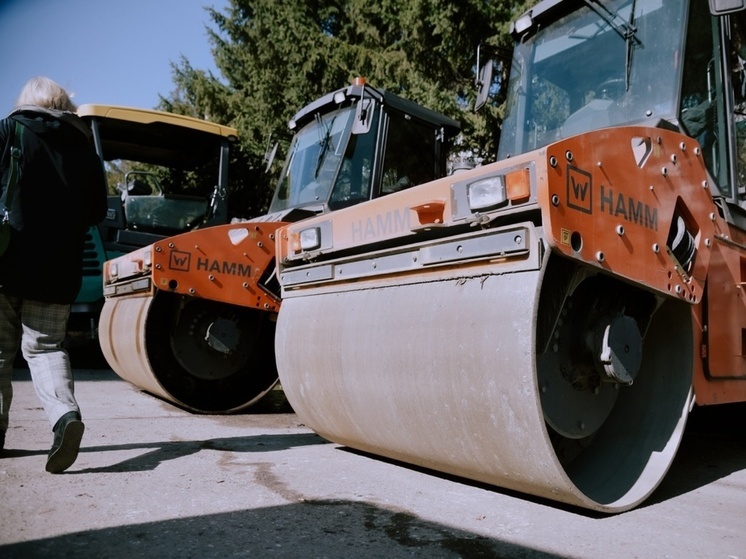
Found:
[275,251,693,513]
[100,291,278,413]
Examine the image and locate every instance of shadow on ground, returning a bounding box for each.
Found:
[2,432,324,472]
[0,498,566,559]
[647,401,746,506]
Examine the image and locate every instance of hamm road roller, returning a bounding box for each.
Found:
[274,0,746,512]
[99,79,460,413]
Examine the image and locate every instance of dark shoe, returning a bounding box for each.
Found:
[0,429,5,453]
[46,411,84,473]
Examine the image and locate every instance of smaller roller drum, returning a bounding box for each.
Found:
[100,291,279,413]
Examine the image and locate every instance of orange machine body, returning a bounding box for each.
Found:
[104,222,286,313]
[278,126,746,407]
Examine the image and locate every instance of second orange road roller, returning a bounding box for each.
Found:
[98,79,460,412]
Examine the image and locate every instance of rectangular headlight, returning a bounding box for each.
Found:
[300,227,321,251]
[468,176,506,211]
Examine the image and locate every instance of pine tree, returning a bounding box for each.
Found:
[160,0,527,218]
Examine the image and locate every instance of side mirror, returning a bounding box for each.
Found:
[352,98,374,135]
[709,0,746,15]
[473,43,512,112]
[475,59,494,112]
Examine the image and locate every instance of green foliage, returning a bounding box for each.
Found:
[160,0,529,218]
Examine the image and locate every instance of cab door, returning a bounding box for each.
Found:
[690,3,746,393]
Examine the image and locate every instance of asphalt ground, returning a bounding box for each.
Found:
[0,358,745,559]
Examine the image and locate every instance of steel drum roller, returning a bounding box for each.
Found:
[99,296,165,397]
[275,254,693,513]
[100,292,278,413]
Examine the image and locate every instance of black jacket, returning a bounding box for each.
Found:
[0,106,107,304]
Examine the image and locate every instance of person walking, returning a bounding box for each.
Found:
[0,76,107,472]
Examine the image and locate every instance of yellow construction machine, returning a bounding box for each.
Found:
[274,0,746,512]
[98,79,460,413]
[70,105,238,345]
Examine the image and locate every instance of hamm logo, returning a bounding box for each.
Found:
[567,165,592,214]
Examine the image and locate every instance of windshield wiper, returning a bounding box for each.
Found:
[314,112,336,178]
[583,0,639,91]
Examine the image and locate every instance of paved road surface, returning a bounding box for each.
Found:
[0,363,744,558]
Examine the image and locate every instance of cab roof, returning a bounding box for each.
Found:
[77,104,238,138]
[77,104,238,167]
[289,82,461,138]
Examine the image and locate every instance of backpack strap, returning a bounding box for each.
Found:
[2,121,23,224]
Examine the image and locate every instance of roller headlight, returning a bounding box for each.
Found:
[300,227,321,251]
[468,176,506,210]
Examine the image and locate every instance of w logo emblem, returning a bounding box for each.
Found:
[169,250,191,271]
[567,165,592,214]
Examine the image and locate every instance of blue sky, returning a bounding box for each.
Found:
[0,0,229,114]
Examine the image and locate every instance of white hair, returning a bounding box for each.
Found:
[16,76,76,112]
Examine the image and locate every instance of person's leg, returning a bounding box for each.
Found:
[20,299,84,472]
[0,294,23,450]
[20,300,78,424]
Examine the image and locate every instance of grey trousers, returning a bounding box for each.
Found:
[0,294,79,433]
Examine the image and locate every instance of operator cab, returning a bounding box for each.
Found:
[79,105,238,253]
[484,0,746,218]
[266,79,460,220]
